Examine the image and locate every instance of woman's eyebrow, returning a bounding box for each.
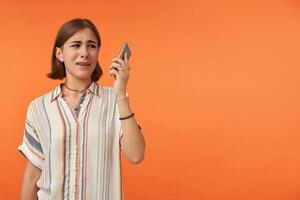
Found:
[70,40,82,44]
[87,40,97,44]
[70,40,97,44]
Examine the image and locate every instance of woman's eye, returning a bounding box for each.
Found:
[71,44,80,48]
[88,44,97,48]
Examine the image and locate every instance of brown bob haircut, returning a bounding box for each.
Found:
[47,18,103,82]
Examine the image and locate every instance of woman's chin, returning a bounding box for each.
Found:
[72,73,93,81]
[66,68,95,81]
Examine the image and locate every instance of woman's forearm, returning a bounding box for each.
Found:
[20,161,41,200]
[117,96,145,164]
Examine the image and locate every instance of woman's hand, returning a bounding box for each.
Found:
[109,53,131,98]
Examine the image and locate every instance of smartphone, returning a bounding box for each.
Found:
[118,42,131,60]
[111,43,131,78]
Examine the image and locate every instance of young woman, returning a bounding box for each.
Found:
[18,18,145,200]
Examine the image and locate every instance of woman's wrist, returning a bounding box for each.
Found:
[116,92,128,102]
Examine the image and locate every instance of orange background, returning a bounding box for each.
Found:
[0,0,300,199]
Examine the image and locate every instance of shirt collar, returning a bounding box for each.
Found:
[50,81,100,103]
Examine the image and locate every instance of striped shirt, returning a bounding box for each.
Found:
[18,82,124,200]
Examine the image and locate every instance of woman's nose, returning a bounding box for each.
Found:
[80,46,89,58]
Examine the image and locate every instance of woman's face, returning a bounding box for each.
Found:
[56,28,99,82]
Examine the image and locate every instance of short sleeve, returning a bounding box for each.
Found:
[18,103,44,169]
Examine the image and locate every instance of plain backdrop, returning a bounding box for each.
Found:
[0,0,300,199]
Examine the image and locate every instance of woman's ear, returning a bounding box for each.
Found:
[55,47,64,62]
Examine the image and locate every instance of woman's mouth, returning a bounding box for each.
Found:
[76,62,91,67]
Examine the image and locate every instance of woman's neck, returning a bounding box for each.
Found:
[64,77,92,91]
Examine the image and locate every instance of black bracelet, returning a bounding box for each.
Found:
[119,113,135,120]
[138,124,142,130]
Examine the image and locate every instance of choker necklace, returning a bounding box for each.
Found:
[63,83,89,93]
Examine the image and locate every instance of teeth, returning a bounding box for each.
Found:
[77,62,90,66]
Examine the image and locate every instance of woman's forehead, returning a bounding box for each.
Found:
[67,28,97,43]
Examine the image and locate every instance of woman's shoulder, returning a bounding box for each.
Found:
[27,88,56,109]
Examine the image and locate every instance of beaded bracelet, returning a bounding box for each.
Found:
[119,113,135,120]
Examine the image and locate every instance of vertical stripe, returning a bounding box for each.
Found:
[82,94,94,200]
[75,122,80,200]
[102,90,108,199]
[95,94,103,199]
[55,100,66,200]
[62,99,79,200]
[59,100,72,199]
[42,96,52,192]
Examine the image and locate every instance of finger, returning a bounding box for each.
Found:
[112,57,130,70]
[109,62,121,71]
[109,67,119,72]
[109,69,118,79]
[110,62,129,72]
[110,66,125,72]
[109,65,126,78]
[112,57,125,67]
